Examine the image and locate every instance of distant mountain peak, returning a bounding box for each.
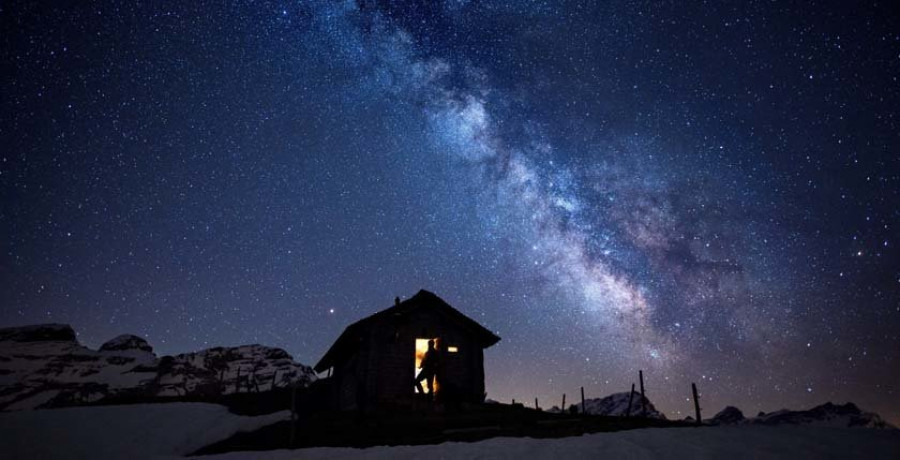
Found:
[709,402,894,429]
[548,391,666,419]
[99,334,153,353]
[710,406,746,425]
[752,401,894,429]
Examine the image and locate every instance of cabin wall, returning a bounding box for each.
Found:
[475,348,485,401]
[367,321,409,407]
[335,346,368,411]
[362,310,485,407]
[327,308,492,411]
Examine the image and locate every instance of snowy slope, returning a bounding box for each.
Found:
[0,325,158,410]
[0,400,897,459]
[154,344,315,397]
[200,427,900,460]
[0,324,316,410]
[0,402,288,460]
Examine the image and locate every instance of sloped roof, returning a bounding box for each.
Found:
[314,290,500,372]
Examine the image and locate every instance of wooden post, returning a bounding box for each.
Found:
[512,398,515,405]
[289,383,297,447]
[535,397,539,410]
[562,393,566,413]
[626,383,635,417]
[580,386,586,415]
[639,370,646,417]
[692,382,702,425]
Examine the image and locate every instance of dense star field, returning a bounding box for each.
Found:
[1,1,898,423]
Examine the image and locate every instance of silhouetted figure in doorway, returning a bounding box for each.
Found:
[415,339,439,400]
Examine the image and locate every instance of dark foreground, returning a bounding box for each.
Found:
[193,402,684,455]
[2,402,899,459]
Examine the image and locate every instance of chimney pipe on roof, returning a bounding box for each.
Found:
[395,297,400,307]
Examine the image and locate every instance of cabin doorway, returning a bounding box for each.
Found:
[414,337,439,395]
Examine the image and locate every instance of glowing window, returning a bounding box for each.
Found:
[447,346,458,353]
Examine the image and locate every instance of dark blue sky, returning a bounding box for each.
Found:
[2,1,898,422]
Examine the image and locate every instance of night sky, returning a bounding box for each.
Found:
[2,1,899,423]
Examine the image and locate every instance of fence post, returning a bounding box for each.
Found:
[692,382,702,425]
[581,386,586,415]
[626,383,635,417]
[289,383,298,447]
[639,370,646,417]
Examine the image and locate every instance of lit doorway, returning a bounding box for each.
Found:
[414,338,439,395]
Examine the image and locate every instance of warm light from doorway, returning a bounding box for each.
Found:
[414,338,440,394]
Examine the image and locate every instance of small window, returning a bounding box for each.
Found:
[447,346,458,353]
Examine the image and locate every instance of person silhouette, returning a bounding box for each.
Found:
[415,339,439,399]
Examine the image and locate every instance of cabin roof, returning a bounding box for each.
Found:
[314,290,500,372]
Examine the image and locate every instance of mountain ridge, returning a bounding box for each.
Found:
[708,402,894,429]
[0,323,315,411]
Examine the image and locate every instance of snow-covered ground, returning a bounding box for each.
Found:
[1,402,898,459]
[207,426,900,460]
[0,403,287,460]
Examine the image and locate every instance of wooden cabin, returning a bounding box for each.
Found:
[313,290,500,411]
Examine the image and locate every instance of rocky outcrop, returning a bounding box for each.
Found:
[704,402,894,429]
[0,324,316,411]
[150,344,316,398]
[99,335,153,354]
[548,391,666,419]
[709,406,746,425]
[751,402,893,429]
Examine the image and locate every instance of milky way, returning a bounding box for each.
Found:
[2,1,898,423]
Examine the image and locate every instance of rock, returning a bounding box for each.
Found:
[0,325,157,411]
[751,402,894,429]
[151,344,316,398]
[0,324,316,411]
[568,391,667,419]
[710,406,746,425]
[100,335,153,353]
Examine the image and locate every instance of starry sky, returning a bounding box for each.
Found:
[2,1,898,423]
